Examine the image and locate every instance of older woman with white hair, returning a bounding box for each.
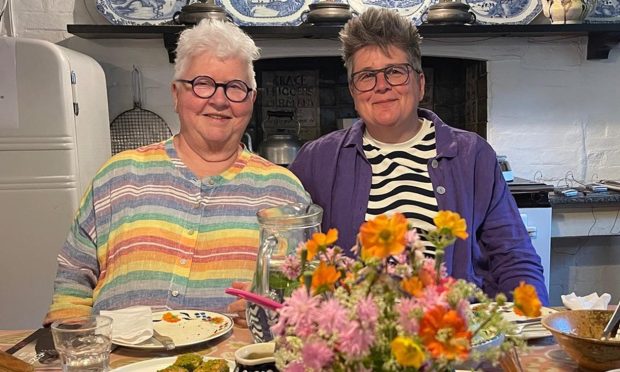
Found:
[44,20,310,327]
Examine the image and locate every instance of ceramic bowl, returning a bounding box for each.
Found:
[542,310,620,371]
[234,342,276,372]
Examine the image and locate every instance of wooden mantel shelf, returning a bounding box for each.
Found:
[67,23,620,62]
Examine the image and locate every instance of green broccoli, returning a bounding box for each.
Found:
[171,353,204,371]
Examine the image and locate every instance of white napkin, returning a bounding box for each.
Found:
[561,292,612,310]
[100,306,154,344]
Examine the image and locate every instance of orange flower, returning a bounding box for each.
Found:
[419,306,472,361]
[433,211,469,240]
[401,276,425,297]
[391,336,426,368]
[513,281,542,317]
[311,261,341,295]
[305,228,338,260]
[359,213,408,260]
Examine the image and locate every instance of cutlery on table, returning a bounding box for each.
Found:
[225,288,283,311]
[152,330,175,350]
[601,300,620,340]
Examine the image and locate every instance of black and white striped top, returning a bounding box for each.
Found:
[363,118,439,255]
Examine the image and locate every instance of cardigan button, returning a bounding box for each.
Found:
[436,186,446,195]
[431,159,439,168]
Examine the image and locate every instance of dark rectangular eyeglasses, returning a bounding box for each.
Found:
[350,63,420,92]
[176,75,253,102]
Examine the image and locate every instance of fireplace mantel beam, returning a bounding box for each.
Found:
[67,24,620,63]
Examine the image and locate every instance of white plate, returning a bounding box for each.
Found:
[465,0,542,24]
[111,356,235,371]
[96,0,187,25]
[586,0,620,23]
[472,302,557,340]
[348,0,436,25]
[217,0,316,26]
[113,310,233,350]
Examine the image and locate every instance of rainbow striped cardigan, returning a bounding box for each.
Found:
[45,138,310,324]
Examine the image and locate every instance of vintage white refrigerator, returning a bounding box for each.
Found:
[0,37,111,329]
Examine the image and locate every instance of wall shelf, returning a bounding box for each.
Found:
[67,23,620,63]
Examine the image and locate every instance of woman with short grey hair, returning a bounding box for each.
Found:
[290,7,549,304]
[45,19,310,328]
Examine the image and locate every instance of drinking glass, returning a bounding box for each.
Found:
[50,315,113,372]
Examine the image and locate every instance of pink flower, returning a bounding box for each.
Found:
[274,288,320,338]
[315,298,349,336]
[356,296,379,329]
[282,254,301,280]
[396,298,420,334]
[302,341,334,370]
[340,323,375,359]
[284,362,305,372]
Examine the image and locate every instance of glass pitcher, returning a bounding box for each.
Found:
[246,203,323,343]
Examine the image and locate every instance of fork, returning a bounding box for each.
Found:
[152,330,175,350]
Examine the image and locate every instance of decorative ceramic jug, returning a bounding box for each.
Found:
[246,203,323,343]
[542,0,597,23]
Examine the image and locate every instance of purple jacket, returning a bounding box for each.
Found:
[289,108,549,304]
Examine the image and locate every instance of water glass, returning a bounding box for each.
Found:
[51,315,113,372]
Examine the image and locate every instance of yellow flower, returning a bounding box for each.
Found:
[305,228,338,260]
[433,211,469,240]
[513,281,542,317]
[359,213,408,260]
[311,261,341,295]
[391,336,426,368]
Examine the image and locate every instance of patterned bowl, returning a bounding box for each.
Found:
[542,310,620,371]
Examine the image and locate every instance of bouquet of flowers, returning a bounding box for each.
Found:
[271,211,542,371]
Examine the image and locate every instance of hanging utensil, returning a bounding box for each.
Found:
[109,66,172,155]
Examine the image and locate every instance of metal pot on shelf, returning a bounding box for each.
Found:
[172,0,232,25]
[258,111,302,166]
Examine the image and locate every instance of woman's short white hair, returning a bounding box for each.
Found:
[174,20,260,89]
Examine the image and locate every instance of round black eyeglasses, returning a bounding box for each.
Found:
[176,75,253,102]
[350,63,419,92]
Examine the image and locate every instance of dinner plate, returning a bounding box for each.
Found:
[472,302,557,340]
[112,310,233,350]
[465,0,542,24]
[217,0,316,26]
[348,0,436,25]
[96,0,186,25]
[110,356,235,371]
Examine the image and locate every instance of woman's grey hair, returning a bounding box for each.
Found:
[339,8,422,78]
[174,20,261,89]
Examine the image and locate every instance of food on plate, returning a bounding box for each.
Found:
[157,353,228,372]
[162,312,181,323]
[158,366,188,372]
[194,359,229,372]
[172,353,203,370]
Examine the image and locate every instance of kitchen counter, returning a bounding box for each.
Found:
[550,190,620,208]
[550,191,620,237]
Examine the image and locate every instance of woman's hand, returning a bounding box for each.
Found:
[227,281,250,328]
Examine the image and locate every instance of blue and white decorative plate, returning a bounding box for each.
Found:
[95,0,186,25]
[465,0,542,24]
[347,0,436,25]
[216,0,316,26]
[586,0,620,23]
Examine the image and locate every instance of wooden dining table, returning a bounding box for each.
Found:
[0,326,582,371]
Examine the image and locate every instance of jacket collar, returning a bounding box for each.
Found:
[343,108,459,159]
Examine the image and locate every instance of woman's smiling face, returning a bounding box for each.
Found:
[350,45,425,143]
[173,52,255,151]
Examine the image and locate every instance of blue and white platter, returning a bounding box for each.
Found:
[95,0,186,25]
[465,0,542,24]
[216,0,316,26]
[347,0,436,25]
[586,0,620,23]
